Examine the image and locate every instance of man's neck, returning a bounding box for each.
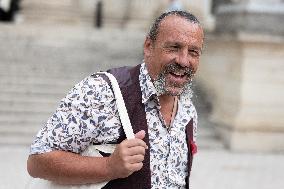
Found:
[159,95,176,106]
[159,95,178,127]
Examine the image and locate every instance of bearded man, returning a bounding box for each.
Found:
[27,10,204,189]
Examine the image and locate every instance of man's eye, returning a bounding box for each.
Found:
[189,50,200,57]
[169,46,179,51]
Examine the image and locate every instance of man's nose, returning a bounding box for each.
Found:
[176,49,190,68]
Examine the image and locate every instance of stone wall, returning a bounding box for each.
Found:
[199,33,284,152]
[198,0,284,152]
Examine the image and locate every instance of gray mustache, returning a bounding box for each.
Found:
[164,63,194,77]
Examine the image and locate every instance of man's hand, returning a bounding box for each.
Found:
[106,130,148,179]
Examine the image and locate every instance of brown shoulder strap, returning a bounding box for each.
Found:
[185,119,195,189]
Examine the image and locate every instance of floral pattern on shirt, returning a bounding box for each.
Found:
[30,63,198,189]
[140,63,197,189]
[30,75,122,154]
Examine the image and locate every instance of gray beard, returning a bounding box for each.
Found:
[153,73,193,97]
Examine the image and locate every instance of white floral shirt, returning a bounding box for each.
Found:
[30,63,198,189]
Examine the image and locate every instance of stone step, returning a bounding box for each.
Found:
[0,79,74,89]
[0,64,96,77]
[22,0,79,8]
[0,111,50,123]
[0,85,72,96]
[22,7,80,17]
[0,93,62,104]
[0,101,58,113]
[0,117,48,145]
[22,10,79,18]
[0,133,35,145]
[0,91,64,102]
[0,87,71,99]
[0,75,82,86]
[21,0,80,24]
[0,119,44,145]
[0,121,43,133]
[0,126,44,140]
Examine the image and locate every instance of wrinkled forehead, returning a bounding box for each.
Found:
[156,15,204,45]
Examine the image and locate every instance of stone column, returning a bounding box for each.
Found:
[215,0,284,35]
[102,0,164,29]
[184,0,216,31]
[199,0,284,152]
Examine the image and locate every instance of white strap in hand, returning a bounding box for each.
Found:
[98,72,135,140]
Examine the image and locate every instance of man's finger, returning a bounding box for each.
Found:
[134,130,145,140]
[124,139,148,149]
[129,162,143,172]
[128,154,145,164]
[127,146,146,156]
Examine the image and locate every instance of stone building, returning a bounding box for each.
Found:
[201,0,284,152]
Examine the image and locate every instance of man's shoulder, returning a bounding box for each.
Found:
[94,64,141,88]
[108,65,140,78]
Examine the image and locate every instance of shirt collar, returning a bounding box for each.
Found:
[139,62,157,104]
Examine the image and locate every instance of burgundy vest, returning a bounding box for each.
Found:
[97,64,194,189]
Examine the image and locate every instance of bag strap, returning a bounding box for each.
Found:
[98,72,135,140]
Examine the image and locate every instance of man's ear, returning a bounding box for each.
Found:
[143,37,153,57]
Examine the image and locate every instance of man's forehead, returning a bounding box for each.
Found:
[159,15,197,28]
[156,15,203,42]
[158,15,202,34]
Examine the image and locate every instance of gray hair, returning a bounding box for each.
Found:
[148,10,201,42]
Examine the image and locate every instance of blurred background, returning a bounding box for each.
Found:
[0,0,283,188]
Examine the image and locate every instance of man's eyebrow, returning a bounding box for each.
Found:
[163,42,202,52]
[164,42,182,46]
[189,45,203,51]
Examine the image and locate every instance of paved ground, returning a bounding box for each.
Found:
[0,146,30,189]
[0,145,283,189]
[191,149,284,189]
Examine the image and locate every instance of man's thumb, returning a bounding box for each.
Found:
[135,130,146,140]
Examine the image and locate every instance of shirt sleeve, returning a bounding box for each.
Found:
[30,74,121,155]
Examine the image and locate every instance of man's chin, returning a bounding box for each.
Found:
[165,87,183,96]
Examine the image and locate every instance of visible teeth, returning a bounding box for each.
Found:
[173,72,183,76]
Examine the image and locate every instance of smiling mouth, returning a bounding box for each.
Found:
[167,72,188,84]
[170,72,186,77]
[169,70,191,80]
